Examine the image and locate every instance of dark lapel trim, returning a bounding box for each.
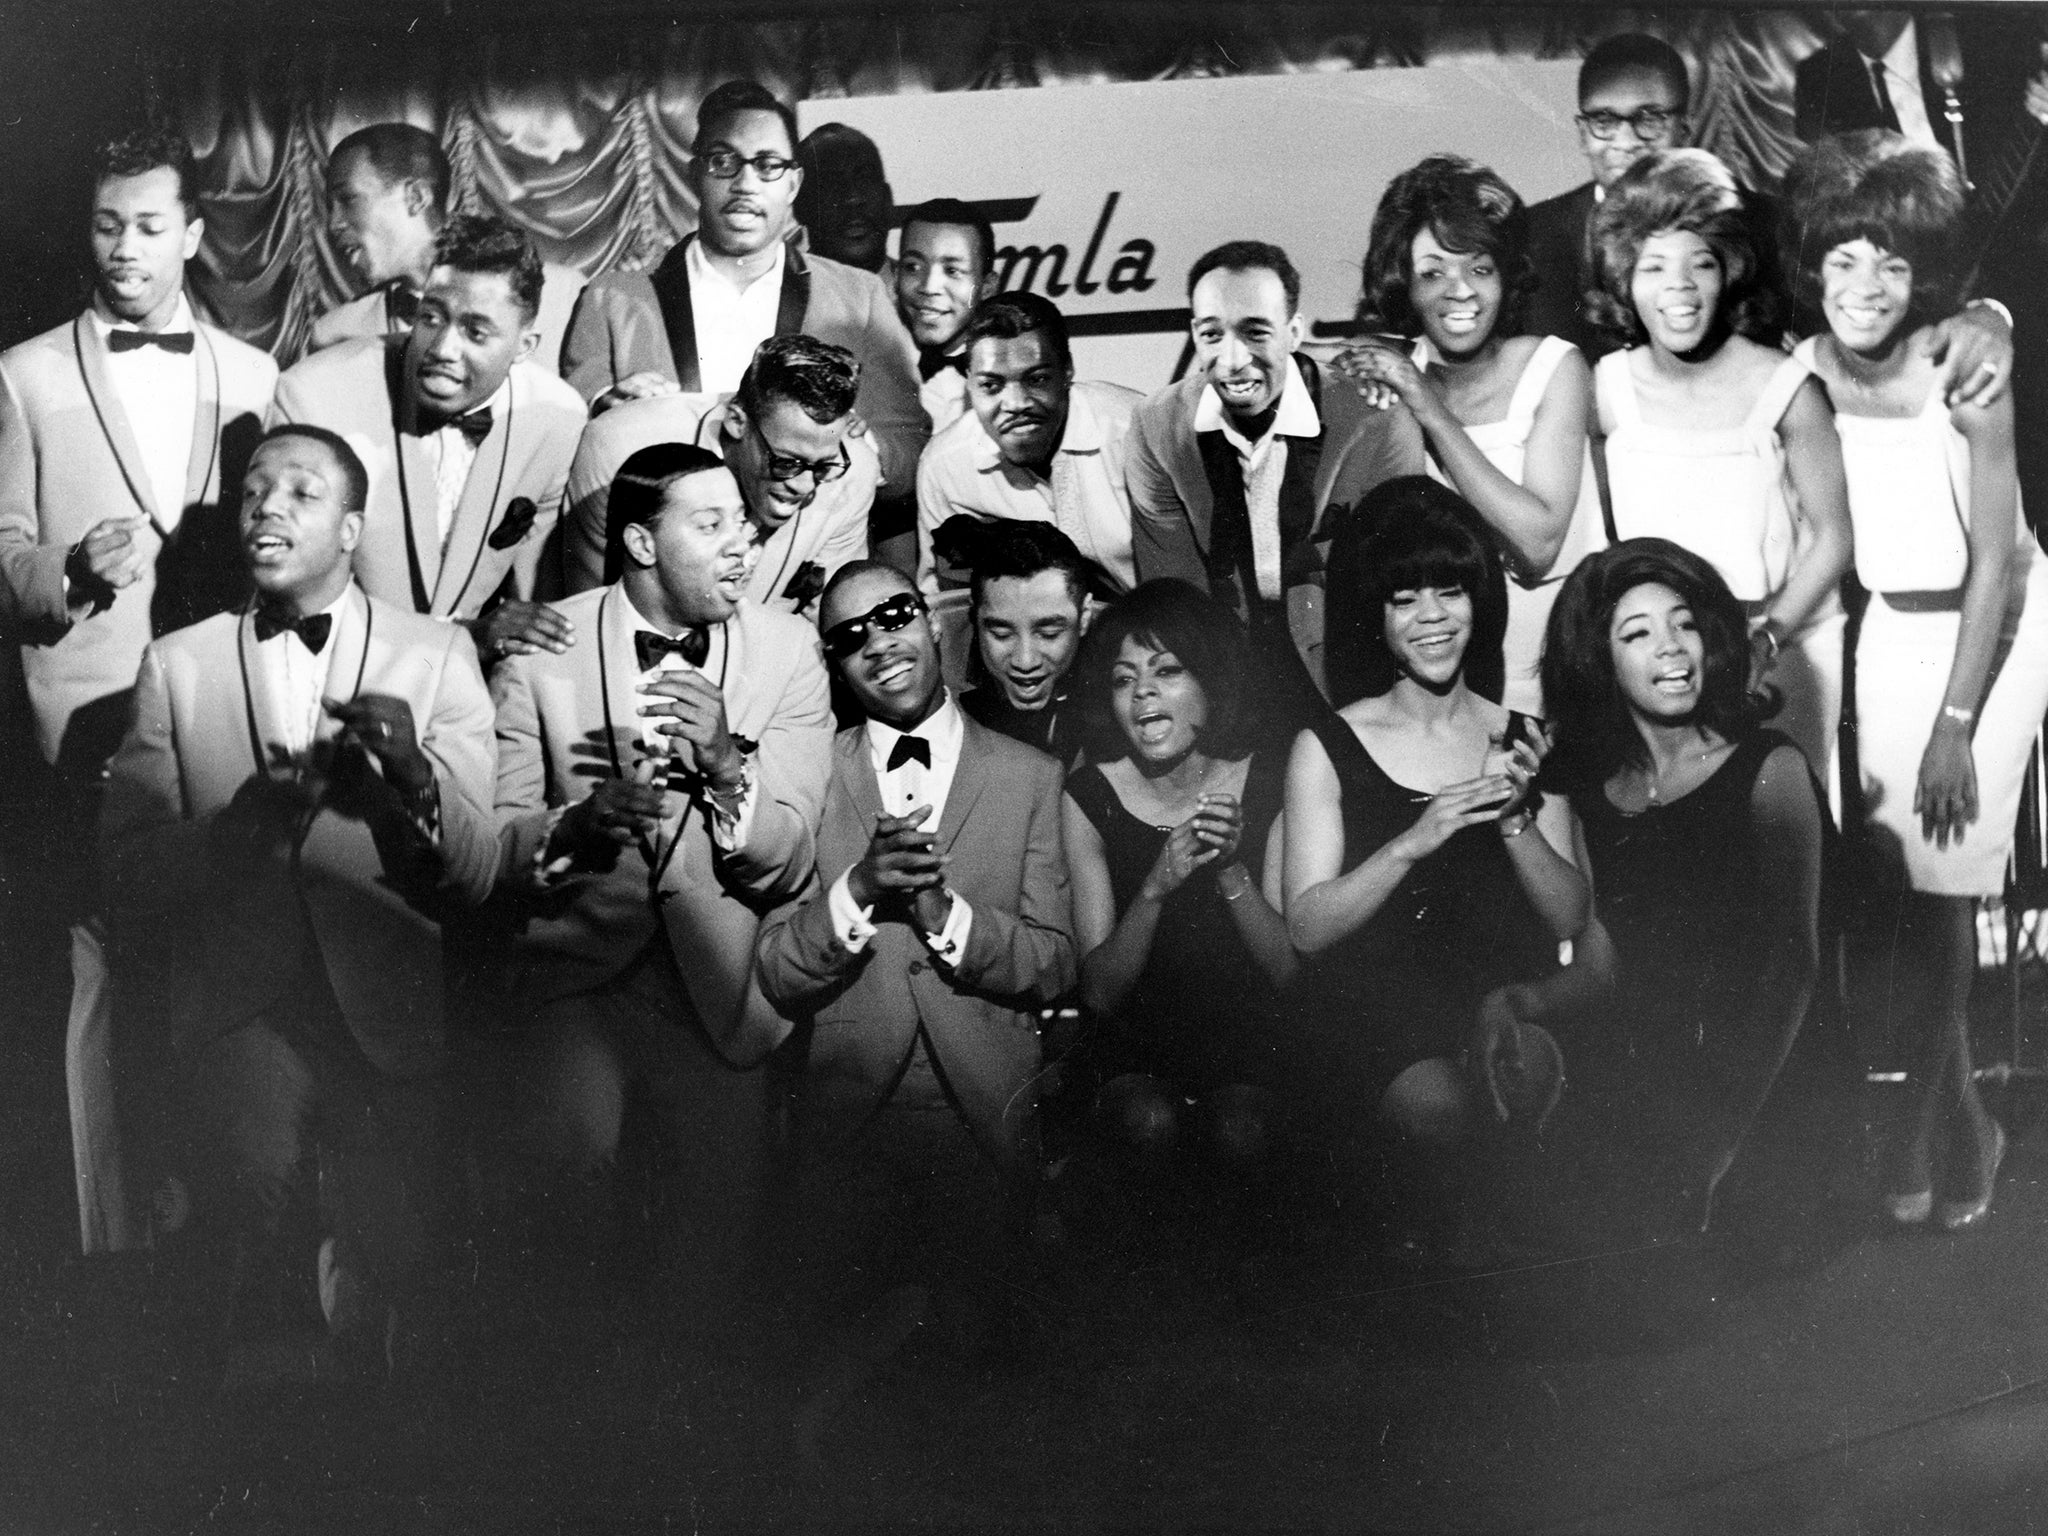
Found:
[775,242,811,338]
[386,342,437,613]
[649,237,702,393]
[72,316,162,531]
[431,379,514,617]
[235,587,373,777]
[181,327,223,518]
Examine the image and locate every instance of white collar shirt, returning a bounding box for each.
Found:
[426,376,510,553]
[614,584,756,850]
[89,294,199,532]
[256,585,351,761]
[686,235,787,395]
[1193,357,1320,600]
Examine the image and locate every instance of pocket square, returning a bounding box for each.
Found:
[780,561,827,607]
[488,496,539,551]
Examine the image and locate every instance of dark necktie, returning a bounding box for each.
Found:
[886,734,931,772]
[919,349,967,383]
[385,282,422,328]
[635,626,710,672]
[415,405,493,446]
[253,606,332,653]
[1867,57,1902,132]
[108,329,194,355]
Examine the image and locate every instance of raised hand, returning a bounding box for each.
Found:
[848,804,948,912]
[640,669,743,789]
[1391,775,1515,862]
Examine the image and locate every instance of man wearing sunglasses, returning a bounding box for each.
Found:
[490,442,833,1300]
[560,80,927,506]
[562,335,876,624]
[756,560,1074,1403]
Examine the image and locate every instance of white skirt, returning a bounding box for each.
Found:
[1856,550,2048,896]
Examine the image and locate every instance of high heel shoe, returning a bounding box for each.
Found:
[1884,1189,1934,1226]
[1939,1122,2007,1232]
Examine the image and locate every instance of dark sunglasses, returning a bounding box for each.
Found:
[822,591,925,659]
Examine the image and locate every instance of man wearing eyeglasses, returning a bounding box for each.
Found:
[560,81,927,506]
[560,335,876,624]
[490,441,832,1299]
[755,559,1073,1424]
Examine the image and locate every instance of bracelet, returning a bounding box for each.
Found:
[1500,811,1534,840]
[1217,865,1253,901]
[1940,703,1976,728]
[1751,621,1782,665]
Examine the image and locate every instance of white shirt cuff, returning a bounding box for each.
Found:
[828,867,878,953]
[923,890,973,966]
[532,802,576,888]
[704,755,757,852]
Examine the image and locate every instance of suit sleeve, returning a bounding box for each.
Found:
[564,461,610,594]
[489,649,558,888]
[0,361,67,641]
[99,646,211,923]
[754,862,867,1013]
[420,624,499,906]
[811,456,877,608]
[914,447,955,600]
[506,413,579,603]
[851,277,930,498]
[1126,408,1208,588]
[948,753,1076,1004]
[722,630,833,900]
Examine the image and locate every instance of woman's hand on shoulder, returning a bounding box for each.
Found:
[1332,337,1428,414]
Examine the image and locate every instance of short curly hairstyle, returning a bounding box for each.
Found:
[432,212,543,323]
[1780,129,1969,330]
[1324,475,1510,707]
[1359,154,1536,338]
[93,127,201,220]
[1586,148,1778,347]
[1540,536,1766,787]
[736,334,861,425]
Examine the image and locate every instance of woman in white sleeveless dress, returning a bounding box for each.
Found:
[1340,154,1605,717]
[1587,149,1854,785]
[1785,131,2048,1231]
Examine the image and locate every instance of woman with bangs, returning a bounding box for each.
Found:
[1284,478,1602,1238]
[1783,131,2048,1231]
[1542,539,1832,1238]
[1589,148,1854,785]
[1339,154,1606,716]
[1062,579,1296,1173]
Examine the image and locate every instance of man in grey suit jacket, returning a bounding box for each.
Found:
[271,213,589,666]
[491,441,832,1284]
[0,128,278,1252]
[559,80,926,501]
[756,560,1072,1402]
[100,424,497,1372]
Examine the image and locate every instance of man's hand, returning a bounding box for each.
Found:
[593,371,681,414]
[324,693,432,794]
[640,669,743,788]
[1924,303,2014,409]
[552,758,667,863]
[473,601,574,661]
[912,884,954,938]
[847,805,946,911]
[65,514,150,607]
[209,772,318,870]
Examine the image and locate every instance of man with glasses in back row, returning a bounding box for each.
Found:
[560,80,926,507]
[562,335,876,624]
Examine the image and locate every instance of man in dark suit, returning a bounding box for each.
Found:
[1127,240,1419,719]
[755,559,1074,1420]
[271,213,589,667]
[100,423,498,1373]
[957,520,1092,764]
[490,442,832,1288]
[1523,35,1694,360]
[560,80,926,503]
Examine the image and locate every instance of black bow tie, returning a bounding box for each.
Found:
[635,626,710,672]
[886,734,931,772]
[253,606,332,653]
[108,329,194,355]
[412,405,493,446]
[919,349,967,383]
[385,282,422,328]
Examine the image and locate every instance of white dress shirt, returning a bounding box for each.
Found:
[827,691,973,963]
[916,379,1144,597]
[686,237,786,395]
[1194,356,1321,602]
[255,587,350,761]
[90,295,199,532]
[425,377,510,553]
[618,586,757,849]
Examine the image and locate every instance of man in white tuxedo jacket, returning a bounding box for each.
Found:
[0,128,277,1252]
[100,424,497,1367]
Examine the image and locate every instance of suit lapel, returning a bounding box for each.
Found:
[386,345,443,610]
[775,243,812,337]
[841,727,885,835]
[650,237,703,392]
[936,716,989,853]
[236,608,292,774]
[72,316,161,529]
[432,379,511,616]
[181,327,224,516]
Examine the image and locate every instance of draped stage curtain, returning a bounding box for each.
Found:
[158,5,1828,360]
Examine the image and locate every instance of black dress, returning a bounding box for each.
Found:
[1288,711,1559,1103]
[1066,750,1287,1092]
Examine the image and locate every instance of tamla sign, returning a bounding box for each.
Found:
[801,62,1588,392]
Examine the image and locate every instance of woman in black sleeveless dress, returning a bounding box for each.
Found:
[1541,538,1832,1235]
[1284,479,1602,1188]
[1063,581,1297,1167]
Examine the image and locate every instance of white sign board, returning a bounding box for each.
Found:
[802,63,1589,392]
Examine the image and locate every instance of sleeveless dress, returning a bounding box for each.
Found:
[1066,750,1288,1091]
[1418,335,1607,717]
[1288,711,1559,1105]
[1792,337,2048,896]
[1597,348,1847,787]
